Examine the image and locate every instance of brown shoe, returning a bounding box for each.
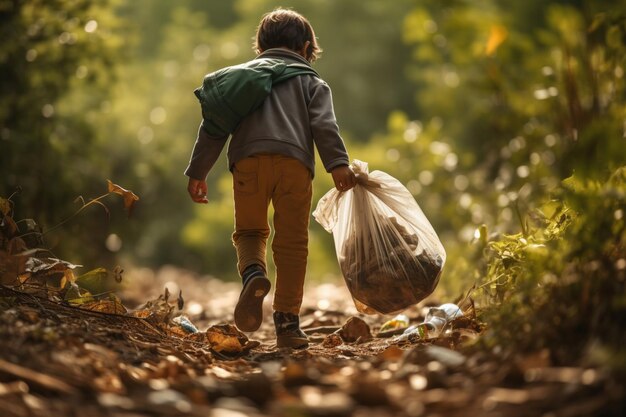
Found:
[274,311,309,349]
[234,267,271,332]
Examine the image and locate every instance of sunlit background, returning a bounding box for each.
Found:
[2,0,624,301]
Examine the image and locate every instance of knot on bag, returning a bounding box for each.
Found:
[351,160,370,185]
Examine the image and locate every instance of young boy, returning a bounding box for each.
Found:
[184,8,356,348]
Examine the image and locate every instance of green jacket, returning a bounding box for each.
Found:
[194,58,319,137]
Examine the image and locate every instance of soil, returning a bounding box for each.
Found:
[0,266,622,417]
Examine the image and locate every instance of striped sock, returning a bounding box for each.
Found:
[242,264,266,287]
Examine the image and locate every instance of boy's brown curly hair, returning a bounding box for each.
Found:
[254,8,322,62]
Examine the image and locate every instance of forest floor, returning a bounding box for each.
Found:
[0,265,623,417]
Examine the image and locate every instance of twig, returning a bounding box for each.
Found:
[303,325,341,335]
[477,274,507,290]
[0,359,78,395]
[43,194,110,235]
[514,201,528,237]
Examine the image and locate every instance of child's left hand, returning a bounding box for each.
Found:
[187,178,209,203]
[331,165,357,192]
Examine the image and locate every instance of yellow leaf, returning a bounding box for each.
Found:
[107,180,139,216]
[65,283,94,305]
[206,324,248,353]
[485,25,508,56]
[60,269,76,289]
[76,268,109,293]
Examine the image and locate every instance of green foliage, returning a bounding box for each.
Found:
[0,0,123,265]
[476,168,626,368]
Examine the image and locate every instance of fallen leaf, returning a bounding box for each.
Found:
[0,250,28,286]
[134,288,175,323]
[1,215,18,239]
[76,268,109,293]
[107,180,139,216]
[64,283,95,305]
[25,257,82,275]
[206,324,248,353]
[80,295,127,314]
[113,265,124,283]
[0,198,10,217]
[60,269,76,289]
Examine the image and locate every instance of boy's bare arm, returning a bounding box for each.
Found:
[187,178,208,204]
[331,165,357,192]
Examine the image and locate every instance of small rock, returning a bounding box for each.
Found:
[338,317,372,343]
[323,333,343,348]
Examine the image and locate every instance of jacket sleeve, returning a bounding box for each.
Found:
[308,81,350,172]
[184,122,228,180]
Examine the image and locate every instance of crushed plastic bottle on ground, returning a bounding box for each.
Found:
[172,315,199,333]
[395,303,462,342]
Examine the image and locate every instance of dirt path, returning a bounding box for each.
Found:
[0,266,622,417]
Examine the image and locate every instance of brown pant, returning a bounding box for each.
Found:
[232,154,312,315]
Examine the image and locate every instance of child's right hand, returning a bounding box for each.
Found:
[187,178,209,204]
[331,165,357,192]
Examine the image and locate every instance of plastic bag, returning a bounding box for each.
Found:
[313,160,446,315]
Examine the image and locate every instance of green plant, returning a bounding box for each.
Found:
[475,167,626,368]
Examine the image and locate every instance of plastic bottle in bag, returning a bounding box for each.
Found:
[397,303,462,341]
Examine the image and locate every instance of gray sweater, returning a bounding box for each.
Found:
[184,48,349,180]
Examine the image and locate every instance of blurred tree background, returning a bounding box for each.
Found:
[2,0,625,368]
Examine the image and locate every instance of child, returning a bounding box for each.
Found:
[184,8,356,348]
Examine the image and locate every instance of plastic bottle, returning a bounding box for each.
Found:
[397,303,462,341]
[172,315,199,333]
[379,314,410,332]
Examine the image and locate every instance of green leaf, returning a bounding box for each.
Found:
[587,12,606,33]
[64,283,94,305]
[606,25,622,49]
[76,268,109,294]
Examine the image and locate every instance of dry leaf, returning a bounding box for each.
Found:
[133,288,175,323]
[206,324,248,353]
[80,297,127,315]
[113,266,124,283]
[107,180,139,216]
[25,257,82,275]
[0,198,10,217]
[485,24,508,56]
[60,269,76,289]
[0,250,27,286]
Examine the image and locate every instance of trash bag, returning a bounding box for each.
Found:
[313,160,446,315]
